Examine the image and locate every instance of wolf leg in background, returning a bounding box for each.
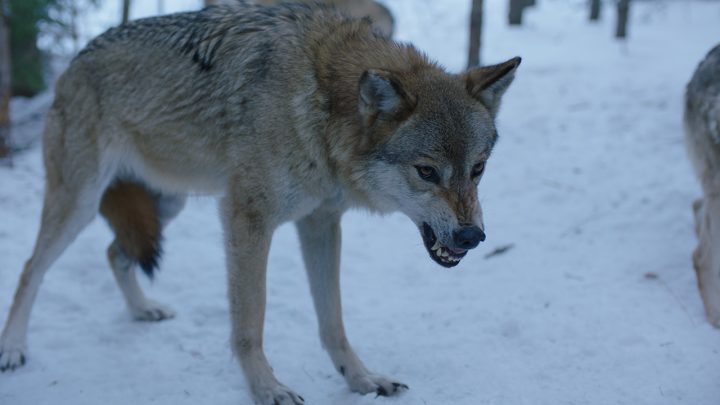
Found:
[252,0,395,38]
[685,44,720,327]
[0,3,519,403]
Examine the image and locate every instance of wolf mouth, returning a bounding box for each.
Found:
[421,222,467,268]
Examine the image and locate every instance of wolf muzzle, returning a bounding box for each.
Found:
[452,225,485,250]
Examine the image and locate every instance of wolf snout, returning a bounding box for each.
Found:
[452,226,486,250]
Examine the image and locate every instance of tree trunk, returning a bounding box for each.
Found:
[0,0,11,159]
[122,0,131,24]
[615,0,630,38]
[467,0,483,68]
[204,0,220,5]
[590,0,601,21]
[158,0,164,14]
[508,0,525,25]
[70,1,79,54]
[525,0,536,6]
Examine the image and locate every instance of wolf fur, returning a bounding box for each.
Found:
[685,44,720,328]
[0,3,520,403]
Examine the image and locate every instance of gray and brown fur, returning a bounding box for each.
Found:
[0,3,519,403]
[685,44,720,328]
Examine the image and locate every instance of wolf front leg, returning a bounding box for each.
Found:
[296,208,408,397]
[220,194,304,405]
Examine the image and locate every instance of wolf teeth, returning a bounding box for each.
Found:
[430,243,463,264]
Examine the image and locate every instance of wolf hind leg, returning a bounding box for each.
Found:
[0,171,109,371]
[107,241,175,321]
[101,181,186,321]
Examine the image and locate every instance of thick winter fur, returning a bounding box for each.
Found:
[685,44,720,328]
[0,3,519,403]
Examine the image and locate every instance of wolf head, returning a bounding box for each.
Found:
[355,57,520,268]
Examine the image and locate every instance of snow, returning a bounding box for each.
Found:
[2,0,720,404]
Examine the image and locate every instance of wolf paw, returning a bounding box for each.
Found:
[130,300,175,322]
[0,341,27,372]
[253,383,304,405]
[346,372,408,397]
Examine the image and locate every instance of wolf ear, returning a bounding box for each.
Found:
[463,57,521,115]
[359,69,415,125]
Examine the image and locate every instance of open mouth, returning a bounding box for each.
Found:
[421,223,467,268]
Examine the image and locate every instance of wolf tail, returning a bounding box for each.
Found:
[100,180,163,278]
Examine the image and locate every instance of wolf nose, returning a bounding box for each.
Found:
[453,226,486,249]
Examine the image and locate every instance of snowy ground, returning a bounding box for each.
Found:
[2,0,720,404]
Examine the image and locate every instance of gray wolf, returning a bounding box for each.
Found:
[0,3,520,403]
[685,44,720,328]
[253,0,394,38]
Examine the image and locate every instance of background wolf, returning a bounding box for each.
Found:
[685,44,720,328]
[0,2,519,404]
[253,0,394,38]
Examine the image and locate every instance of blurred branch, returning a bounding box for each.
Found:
[508,0,524,25]
[121,0,130,24]
[40,0,104,57]
[616,0,630,38]
[467,0,483,68]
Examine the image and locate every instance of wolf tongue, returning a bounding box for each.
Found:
[448,247,467,255]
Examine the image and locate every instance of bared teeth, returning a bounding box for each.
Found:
[429,243,463,264]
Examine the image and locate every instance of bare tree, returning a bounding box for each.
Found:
[508,0,533,25]
[615,0,630,38]
[0,0,10,160]
[68,1,80,54]
[467,0,483,68]
[590,0,601,21]
[122,0,131,24]
[158,0,165,14]
[508,0,524,25]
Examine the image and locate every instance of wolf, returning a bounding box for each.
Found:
[0,3,520,403]
[253,0,394,38]
[685,44,720,328]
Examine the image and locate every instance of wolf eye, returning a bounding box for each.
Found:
[471,162,486,178]
[415,165,440,183]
